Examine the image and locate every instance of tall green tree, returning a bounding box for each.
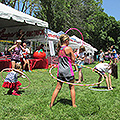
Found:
[0,0,38,15]
[1,0,120,53]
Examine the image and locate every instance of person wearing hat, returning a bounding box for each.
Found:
[8,40,25,69]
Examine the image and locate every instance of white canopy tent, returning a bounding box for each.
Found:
[70,35,98,55]
[0,3,48,53]
[57,31,65,36]
[47,29,59,43]
[0,3,48,29]
[68,41,80,49]
[57,31,97,54]
[57,31,80,49]
[45,30,98,57]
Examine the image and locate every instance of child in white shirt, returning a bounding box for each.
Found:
[76,46,85,83]
[94,62,118,90]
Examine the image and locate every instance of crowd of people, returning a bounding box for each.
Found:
[8,40,31,72]
[96,45,119,64]
[6,29,46,72]
[1,31,119,107]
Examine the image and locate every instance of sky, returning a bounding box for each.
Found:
[102,0,120,21]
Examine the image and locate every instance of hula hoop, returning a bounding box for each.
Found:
[65,28,84,45]
[52,57,59,64]
[88,86,112,91]
[1,68,31,89]
[49,65,104,86]
[32,69,47,72]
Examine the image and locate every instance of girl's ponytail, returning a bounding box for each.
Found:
[57,34,69,54]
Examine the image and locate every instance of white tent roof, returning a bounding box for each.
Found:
[57,31,65,36]
[47,29,59,42]
[70,35,98,53]
[52,31,98,53]
[69,41,80,49]
[0,3,48,29]
[70,35,89,46]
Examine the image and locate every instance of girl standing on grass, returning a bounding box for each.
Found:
[94,62,118,90]
[50,34,77,108]
[99,49,105,63]
[73,48,78,72]
[2,63,23,96]
[22,43,31,72]
[76,45,85,83]
[8,40,25,69]
[111,45,118,63]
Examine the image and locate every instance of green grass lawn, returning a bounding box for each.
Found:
[0,62,120,120]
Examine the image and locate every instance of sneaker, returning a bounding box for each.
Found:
[29,70,32,72]
[21,75,26,78]
[74,70,78,72]
[12,92,21,96]
[110,87,113,90]
[23,70,26,72]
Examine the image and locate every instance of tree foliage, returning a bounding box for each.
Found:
[0,0,39,15]
[1,0,120,53]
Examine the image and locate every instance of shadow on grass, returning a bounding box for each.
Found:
[3,90,25,95]
[89,86,116,91]
[17,90,25,94]
[75,79,85,82]
[53,98,72,107]
[92,86,115,89]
